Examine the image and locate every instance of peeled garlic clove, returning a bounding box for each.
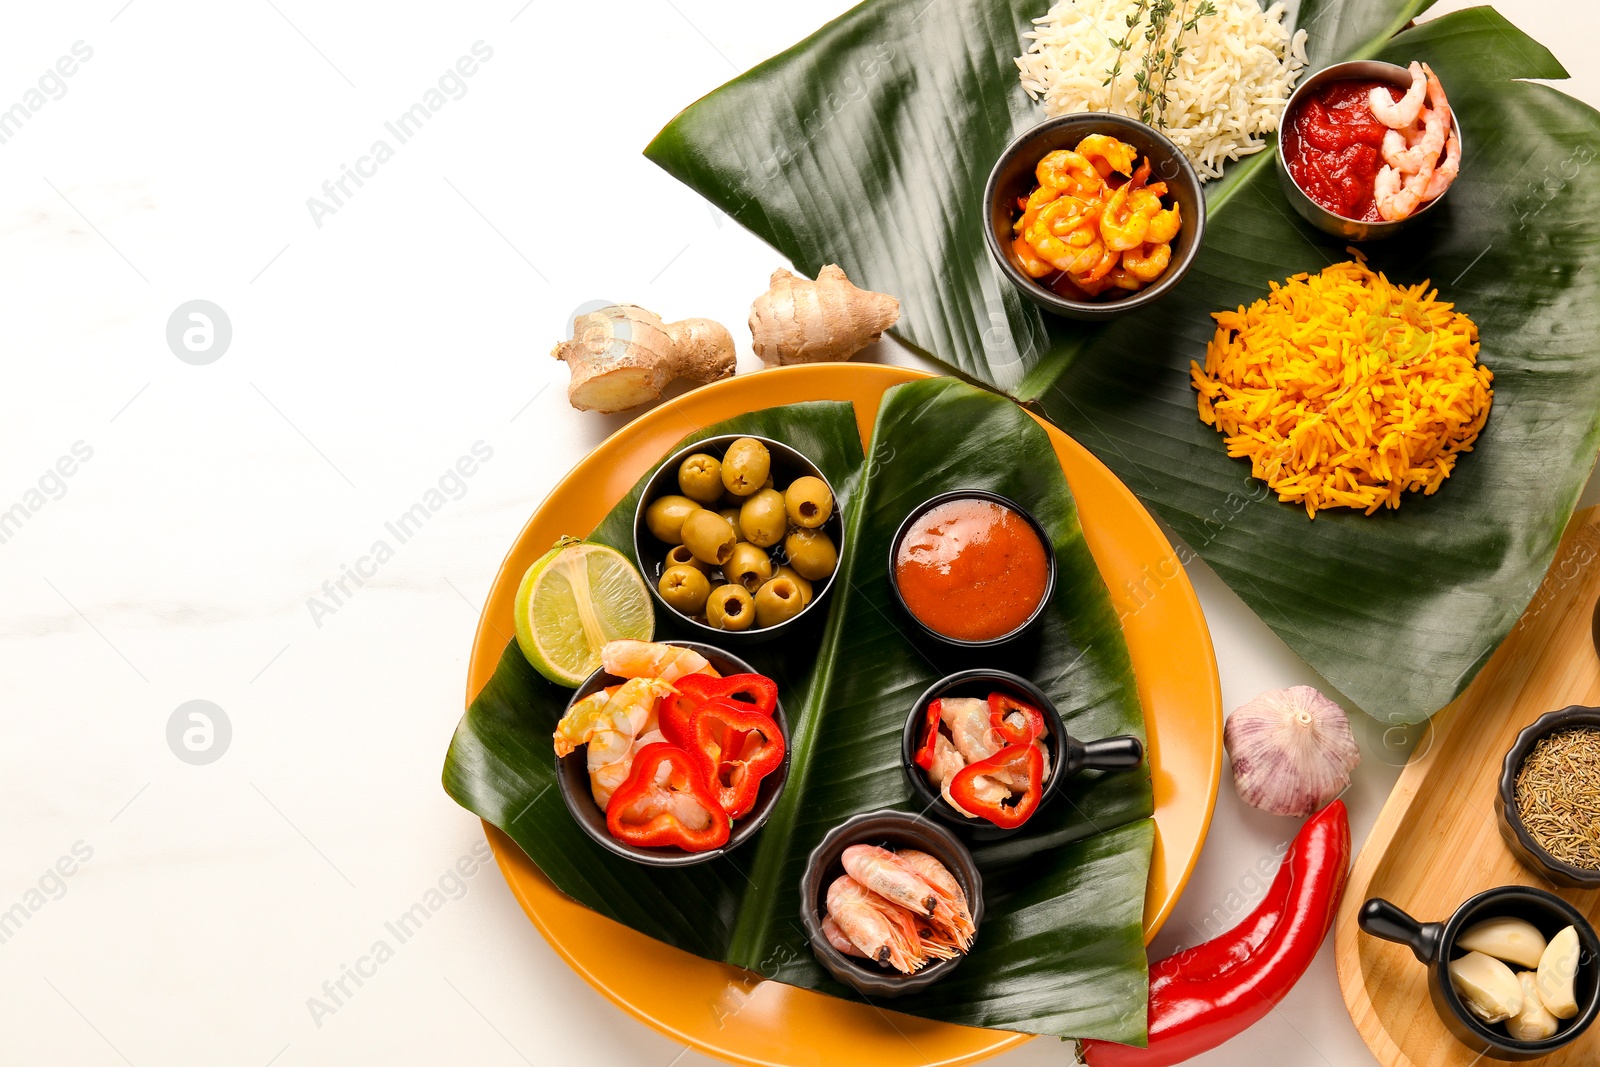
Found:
[1537,926,1581,1019]
[1451,951,1524,1024]
[1224,685,1361,817]
[1508,971,1561,1041]
[1457,917,1548,969]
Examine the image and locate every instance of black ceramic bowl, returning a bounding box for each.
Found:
[901,669,1143,840]
[983,112,1205,320]
[633,434,843,647]
[1276,60,1461,242]
[1360,888,1600,1060]
[554,640,789,867]
[1497,706,1600,890]
[887,490,1057,650]
[800,810,984,997]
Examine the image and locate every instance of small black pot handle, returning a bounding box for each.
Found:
[1066,735,1145,774]
[1358,897,1444,963]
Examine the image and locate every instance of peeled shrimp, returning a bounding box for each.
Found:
[600,639,713,684]
[1122,242,1172,283]
[1075,133,1137,178]
[608,752,719,830]
[826,876,924,973]
[940,697,1001,764]
[1011,236,1053,279]
[926,732,966,789]
[1374,162,1435,222]
[1369,61,1428,129]
[896,850,976,951]
[842,845,939,918]
[1036,150,1104,197]
[554,675,674,809]
[1422,129,1461,201]
[1099,184,1150,251]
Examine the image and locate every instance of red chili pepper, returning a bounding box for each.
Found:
[686,700,785,819]
[605,743,730,852]
[1081,800,1352,1067]
[948,743,1044,829]
[988,692,1046,746]
[661,673,778,747]
[914,699,944,770]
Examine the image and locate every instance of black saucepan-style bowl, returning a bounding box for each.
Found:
[633,434,844,647]
[900,668,1143,841]
[1359,888,1600,1060]
[800,809,984,998]
[555,640,789,867]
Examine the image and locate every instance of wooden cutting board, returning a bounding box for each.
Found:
[1336,505,1600,1067]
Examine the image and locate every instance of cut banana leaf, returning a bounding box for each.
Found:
[645,1,1600,722]
[443,379,1155,1042]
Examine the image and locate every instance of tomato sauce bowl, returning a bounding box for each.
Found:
[1277,59,1462,242]
[887,490,1057,650]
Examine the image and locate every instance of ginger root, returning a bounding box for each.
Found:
[748,265,900,366]
[552,305,735,414]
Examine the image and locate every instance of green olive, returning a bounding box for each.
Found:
[754,576,807,627]
[726,542,774,592]
[681,509,737,566]
[706,584,755,631]
[739,489,789,548]
[664,544,710,574]
[720,437,772,497]
[785,476,834,529]
[774,564,814,607]
[784,528,838,581]
[677,453,724,505]
[658,565,711,615]
[644,495,702,545]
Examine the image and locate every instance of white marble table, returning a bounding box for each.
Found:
[3,2,1596,1064]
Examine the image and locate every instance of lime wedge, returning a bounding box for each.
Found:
[514,537,654,686]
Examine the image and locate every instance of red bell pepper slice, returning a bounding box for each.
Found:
[661,673,779,747]
[914,699,944,770]
[1080,800,1351,1067]
[604,742,730,852]
[988,692,1046,745]
[948,743,1045,829]
[687,700,785,819]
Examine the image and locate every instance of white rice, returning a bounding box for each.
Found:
[1015,0,1309,180]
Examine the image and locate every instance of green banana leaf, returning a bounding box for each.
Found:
[643,2,1600,723]
[443,379,1156,1042]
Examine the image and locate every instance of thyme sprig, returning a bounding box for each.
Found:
[1104,0,1217,128]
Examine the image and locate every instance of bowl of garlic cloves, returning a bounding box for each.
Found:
[1358,887,1600,1060]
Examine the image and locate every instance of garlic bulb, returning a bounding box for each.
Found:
[1451,951,1524,1024]
[1224,685,1360,817]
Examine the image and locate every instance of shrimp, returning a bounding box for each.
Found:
[1075,134,1137,178]
[1369,61,1427,129]
[1011,236,1053,279]
[842,845,940,918]
[1027,196,1100,272]
[601,640,713,684]
[1068,240,1118,285]
[1422,129,1461,201]
[896,850,976,951]
[821,914,865,957]
[1122,242,1172,283]
[1145,202,1182,245]
[926,732,966,788]
[1106,267,1145,292]
[826,876,924,973]
[608,751,720,829]
[554,675,675,809]
[939,697,1000,764]
[1099,184,1150,252]
[1374,161,1436,221]
[1036,150,1104,197]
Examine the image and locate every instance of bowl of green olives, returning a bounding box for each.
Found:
[634,434,844,645]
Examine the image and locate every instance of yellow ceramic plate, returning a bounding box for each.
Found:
[466,364,1222,1067]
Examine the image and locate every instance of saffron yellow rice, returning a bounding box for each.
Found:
[1191,255,1491,518]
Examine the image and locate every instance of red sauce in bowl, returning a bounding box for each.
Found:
[894,498,1050,642]
[1283,78,1401,223]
